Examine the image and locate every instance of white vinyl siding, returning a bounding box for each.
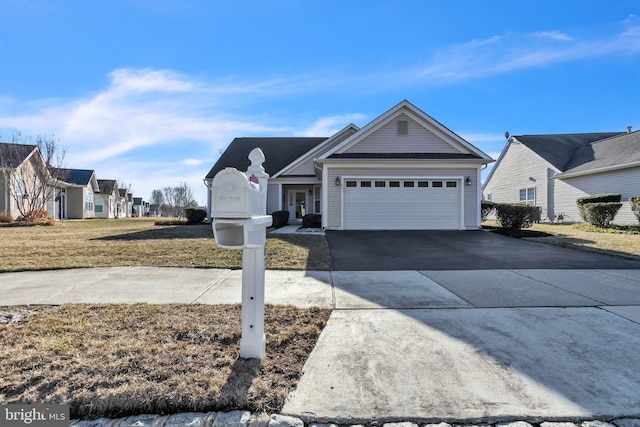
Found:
[284,158,316,176]
[483,142,556,220]
[554,167,640,224]
[342,114,462,155]
[266,183,280,214]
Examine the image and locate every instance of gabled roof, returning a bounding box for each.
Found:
[557,131,640,177]
[205,137,327,180]
[133,197,143,204]
[53,168,96,186]
[514,132,623,171]
[97,179,117,194]
[319,100,493,162]
[0,143,38,169]
[272,124,360,178]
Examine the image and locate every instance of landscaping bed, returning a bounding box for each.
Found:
[0,304,331,420]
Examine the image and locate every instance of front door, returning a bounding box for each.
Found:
[288,190,307,220]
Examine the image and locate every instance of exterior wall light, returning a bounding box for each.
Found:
[335,176,341,186]
[465,177,472,186]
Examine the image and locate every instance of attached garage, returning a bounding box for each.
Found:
[342,178,463,230]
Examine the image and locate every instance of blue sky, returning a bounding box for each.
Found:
[1,1,639,205]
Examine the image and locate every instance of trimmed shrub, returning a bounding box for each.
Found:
[34,217,55,226]
[302,214,321,228]
[271,210,290,228]
[630,196,640,223]
[576,193,621,222]
[184,208,207,224]
[481,200,496,221]
[0,211,12,224]
[580,202,622,227]
[494,203,538,230]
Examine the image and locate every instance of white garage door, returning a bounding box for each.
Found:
[343,178,461,230]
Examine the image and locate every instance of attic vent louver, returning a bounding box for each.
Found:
[397,120,409,136]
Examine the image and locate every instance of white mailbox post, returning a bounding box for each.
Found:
[210,148,272,360]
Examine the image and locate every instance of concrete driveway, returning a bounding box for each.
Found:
[326,229,640,270]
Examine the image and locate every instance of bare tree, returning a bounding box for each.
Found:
[163,182,197,219]
[0,131,66,221]
[149,189,164,216]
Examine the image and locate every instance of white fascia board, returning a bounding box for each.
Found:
[318,158,489,168]
[553,160,640,179]
[272,123,360,179]
[481,139,511,191]
[268,177,321,184]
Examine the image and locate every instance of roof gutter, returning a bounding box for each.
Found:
[553,160,640,179]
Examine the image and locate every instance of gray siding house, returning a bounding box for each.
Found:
[482,131,640,224]
[205,100,494,230]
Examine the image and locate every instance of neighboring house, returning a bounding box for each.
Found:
[95,179,120,219]
[482,130,640,223]
[205,100,494,230]
[132,197,148,217]
[1,143,44,220]
[53,168,100,219]
[118,189,133,218]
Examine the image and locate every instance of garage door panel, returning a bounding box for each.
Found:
[343,179,461,230]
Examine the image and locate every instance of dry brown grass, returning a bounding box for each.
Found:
[526,223,640,259]
[0,218,331,272]
[484,221,640,260]
[0,304,331,419]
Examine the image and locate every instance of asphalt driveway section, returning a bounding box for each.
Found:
[282,306,640,423]
[326,230,640,271]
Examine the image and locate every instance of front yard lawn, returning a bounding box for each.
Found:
[0,304,331,419]
[0,218,331,272]
[484,221,640,260]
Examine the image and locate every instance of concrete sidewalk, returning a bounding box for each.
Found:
[2,267,640,423]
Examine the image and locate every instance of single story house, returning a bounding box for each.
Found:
[95,179,120,219]
[54,168,100,219]
[132,197,149,217]
[0,143,46,220]
[118,189,133,218]
[205,100,494,230]
[482,130,640,223]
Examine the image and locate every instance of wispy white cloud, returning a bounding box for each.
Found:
[532,31,574,41]
[300,114,367,137]
[405,22,640,84]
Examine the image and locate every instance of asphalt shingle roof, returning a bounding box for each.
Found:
[0,143,38,169]
[98,179,117,194]
[561,131,640,175]
[515,132,623,171]
[53,168,95,186]
[205,137,327,179]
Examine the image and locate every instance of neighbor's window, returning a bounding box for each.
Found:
[519,187,536,205]
[397,120,409,136]
[85,190,94,212]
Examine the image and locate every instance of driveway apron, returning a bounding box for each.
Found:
[326,230,640,270]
